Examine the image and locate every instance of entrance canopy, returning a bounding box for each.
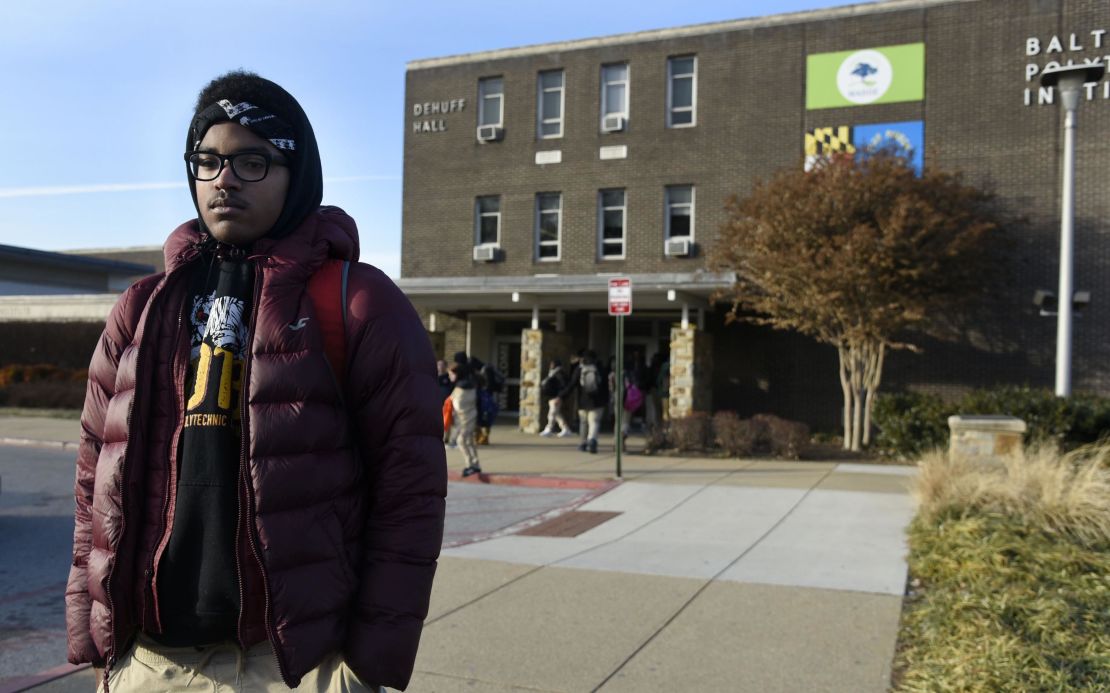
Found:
[396,271,735,312]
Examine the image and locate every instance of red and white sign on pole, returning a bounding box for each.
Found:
[608,277,632,316]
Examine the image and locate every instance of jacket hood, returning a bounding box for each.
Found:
[163,205,359,277]
[186,77,324,241]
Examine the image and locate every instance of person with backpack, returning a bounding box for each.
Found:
[467,356,503,445]
[619,370,645,444]
[556,349,608,454]
[539,359,571,437]
[66,71,444,692]
[449,360,482,477]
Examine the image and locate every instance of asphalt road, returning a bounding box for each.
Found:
[0,443,593,689]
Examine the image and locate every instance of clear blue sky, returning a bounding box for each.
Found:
[0,0,875,277]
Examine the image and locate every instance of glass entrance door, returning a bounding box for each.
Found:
[493,337,521,415]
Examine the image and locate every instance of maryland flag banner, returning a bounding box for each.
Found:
[804,125,855,171]
[804,120,924,174]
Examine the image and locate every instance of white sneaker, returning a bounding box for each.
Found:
[539,430,554,437]
[557,430,574,438]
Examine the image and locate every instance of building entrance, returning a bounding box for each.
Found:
[493,336,521,415]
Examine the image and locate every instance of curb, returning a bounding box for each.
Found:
[445,470,617,490]
[0,437,78,451]
[0,663,89,693]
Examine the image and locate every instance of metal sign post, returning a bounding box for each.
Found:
[608,278,632,478]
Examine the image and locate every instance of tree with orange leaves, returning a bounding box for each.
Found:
[711,152,1004,451]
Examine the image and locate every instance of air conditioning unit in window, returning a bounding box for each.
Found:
[473,245,501,262]
[476,125,504,142]
[665,237,692,257]
[601,115,626,133]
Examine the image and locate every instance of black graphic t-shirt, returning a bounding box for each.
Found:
[153,255,253,646]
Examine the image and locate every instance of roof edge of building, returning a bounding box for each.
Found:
[405,0,972,71]
[61,245,163,254]
[0,243,156,275]
[396,271,735,293]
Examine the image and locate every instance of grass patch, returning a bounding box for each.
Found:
[894,446,1110,691]
[0,407,82,420]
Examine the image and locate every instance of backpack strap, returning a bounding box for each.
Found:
[307,259,350,383]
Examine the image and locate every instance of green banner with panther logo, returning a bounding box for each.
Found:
[806,43,925,109]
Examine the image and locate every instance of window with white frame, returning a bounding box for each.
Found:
[536,193,561,260]
[666,185,694,238]
[600,63,629,130]
[537,70,564,138]
[599,189,626,259]
[475,195,501,246]
[478,77,503,127]
[667,56,696,127]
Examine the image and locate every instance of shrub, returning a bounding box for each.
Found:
[643,422,670,454]
[958,385,1070,445]
[712,411,758,457]
[0,364,87,388]
[874,387,1110,459]
[0,381,87,409]
[761,414,810,459]
[670,412,711,451]
[747,414,809,459]
[0,364,89,410]
[959,385,1110,449]
[895,444,1110,691]
[873,391,952,459]
[915,444,1110,544]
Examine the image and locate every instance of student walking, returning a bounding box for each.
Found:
[539,359,571,437]
[556,350,608,454]
[450,361,482,477]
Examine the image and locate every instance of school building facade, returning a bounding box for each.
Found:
[397,0,1110,432]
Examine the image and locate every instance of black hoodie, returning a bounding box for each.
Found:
[185,76,323,241]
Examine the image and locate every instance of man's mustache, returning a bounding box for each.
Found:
[209,194,247,209]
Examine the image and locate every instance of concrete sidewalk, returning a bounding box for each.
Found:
[9,416,918,692]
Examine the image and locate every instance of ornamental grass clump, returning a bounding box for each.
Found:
[894,444,1110,692]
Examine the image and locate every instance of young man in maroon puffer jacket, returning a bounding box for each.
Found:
[65,70,446,692]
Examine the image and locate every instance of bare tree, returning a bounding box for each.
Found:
[710,152,1003,451]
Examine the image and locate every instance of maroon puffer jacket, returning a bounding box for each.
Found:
[65,206,446,690]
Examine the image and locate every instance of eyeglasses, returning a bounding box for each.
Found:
[185,151,287,182]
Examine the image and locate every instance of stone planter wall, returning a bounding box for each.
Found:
[948,415,1027,462]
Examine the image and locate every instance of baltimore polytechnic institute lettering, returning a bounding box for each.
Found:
[1023,28,1110,106]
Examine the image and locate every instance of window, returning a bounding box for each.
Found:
[667,56,696,127]
[478,77,503,127]
[599,189,626,259]
[537,70,564,138]
[475,195,501,246]
[536,193,562,260]
[666,186,694,238]
[600,63,629,130]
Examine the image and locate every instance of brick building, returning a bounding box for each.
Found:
[398,0,1110,432]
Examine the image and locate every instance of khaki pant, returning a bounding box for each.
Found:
[578,407,604,445]
[99,634,379,692]
[542,397,569,433]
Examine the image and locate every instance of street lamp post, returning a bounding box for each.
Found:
[1039,62,1105,397]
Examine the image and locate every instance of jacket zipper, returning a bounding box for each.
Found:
[101,247,198,693]
[146,297,190,629]
[237,261,294,686]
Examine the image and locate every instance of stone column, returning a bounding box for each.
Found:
[518,329,576,433]
[426,331,445,361]
[669,326,713,419]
